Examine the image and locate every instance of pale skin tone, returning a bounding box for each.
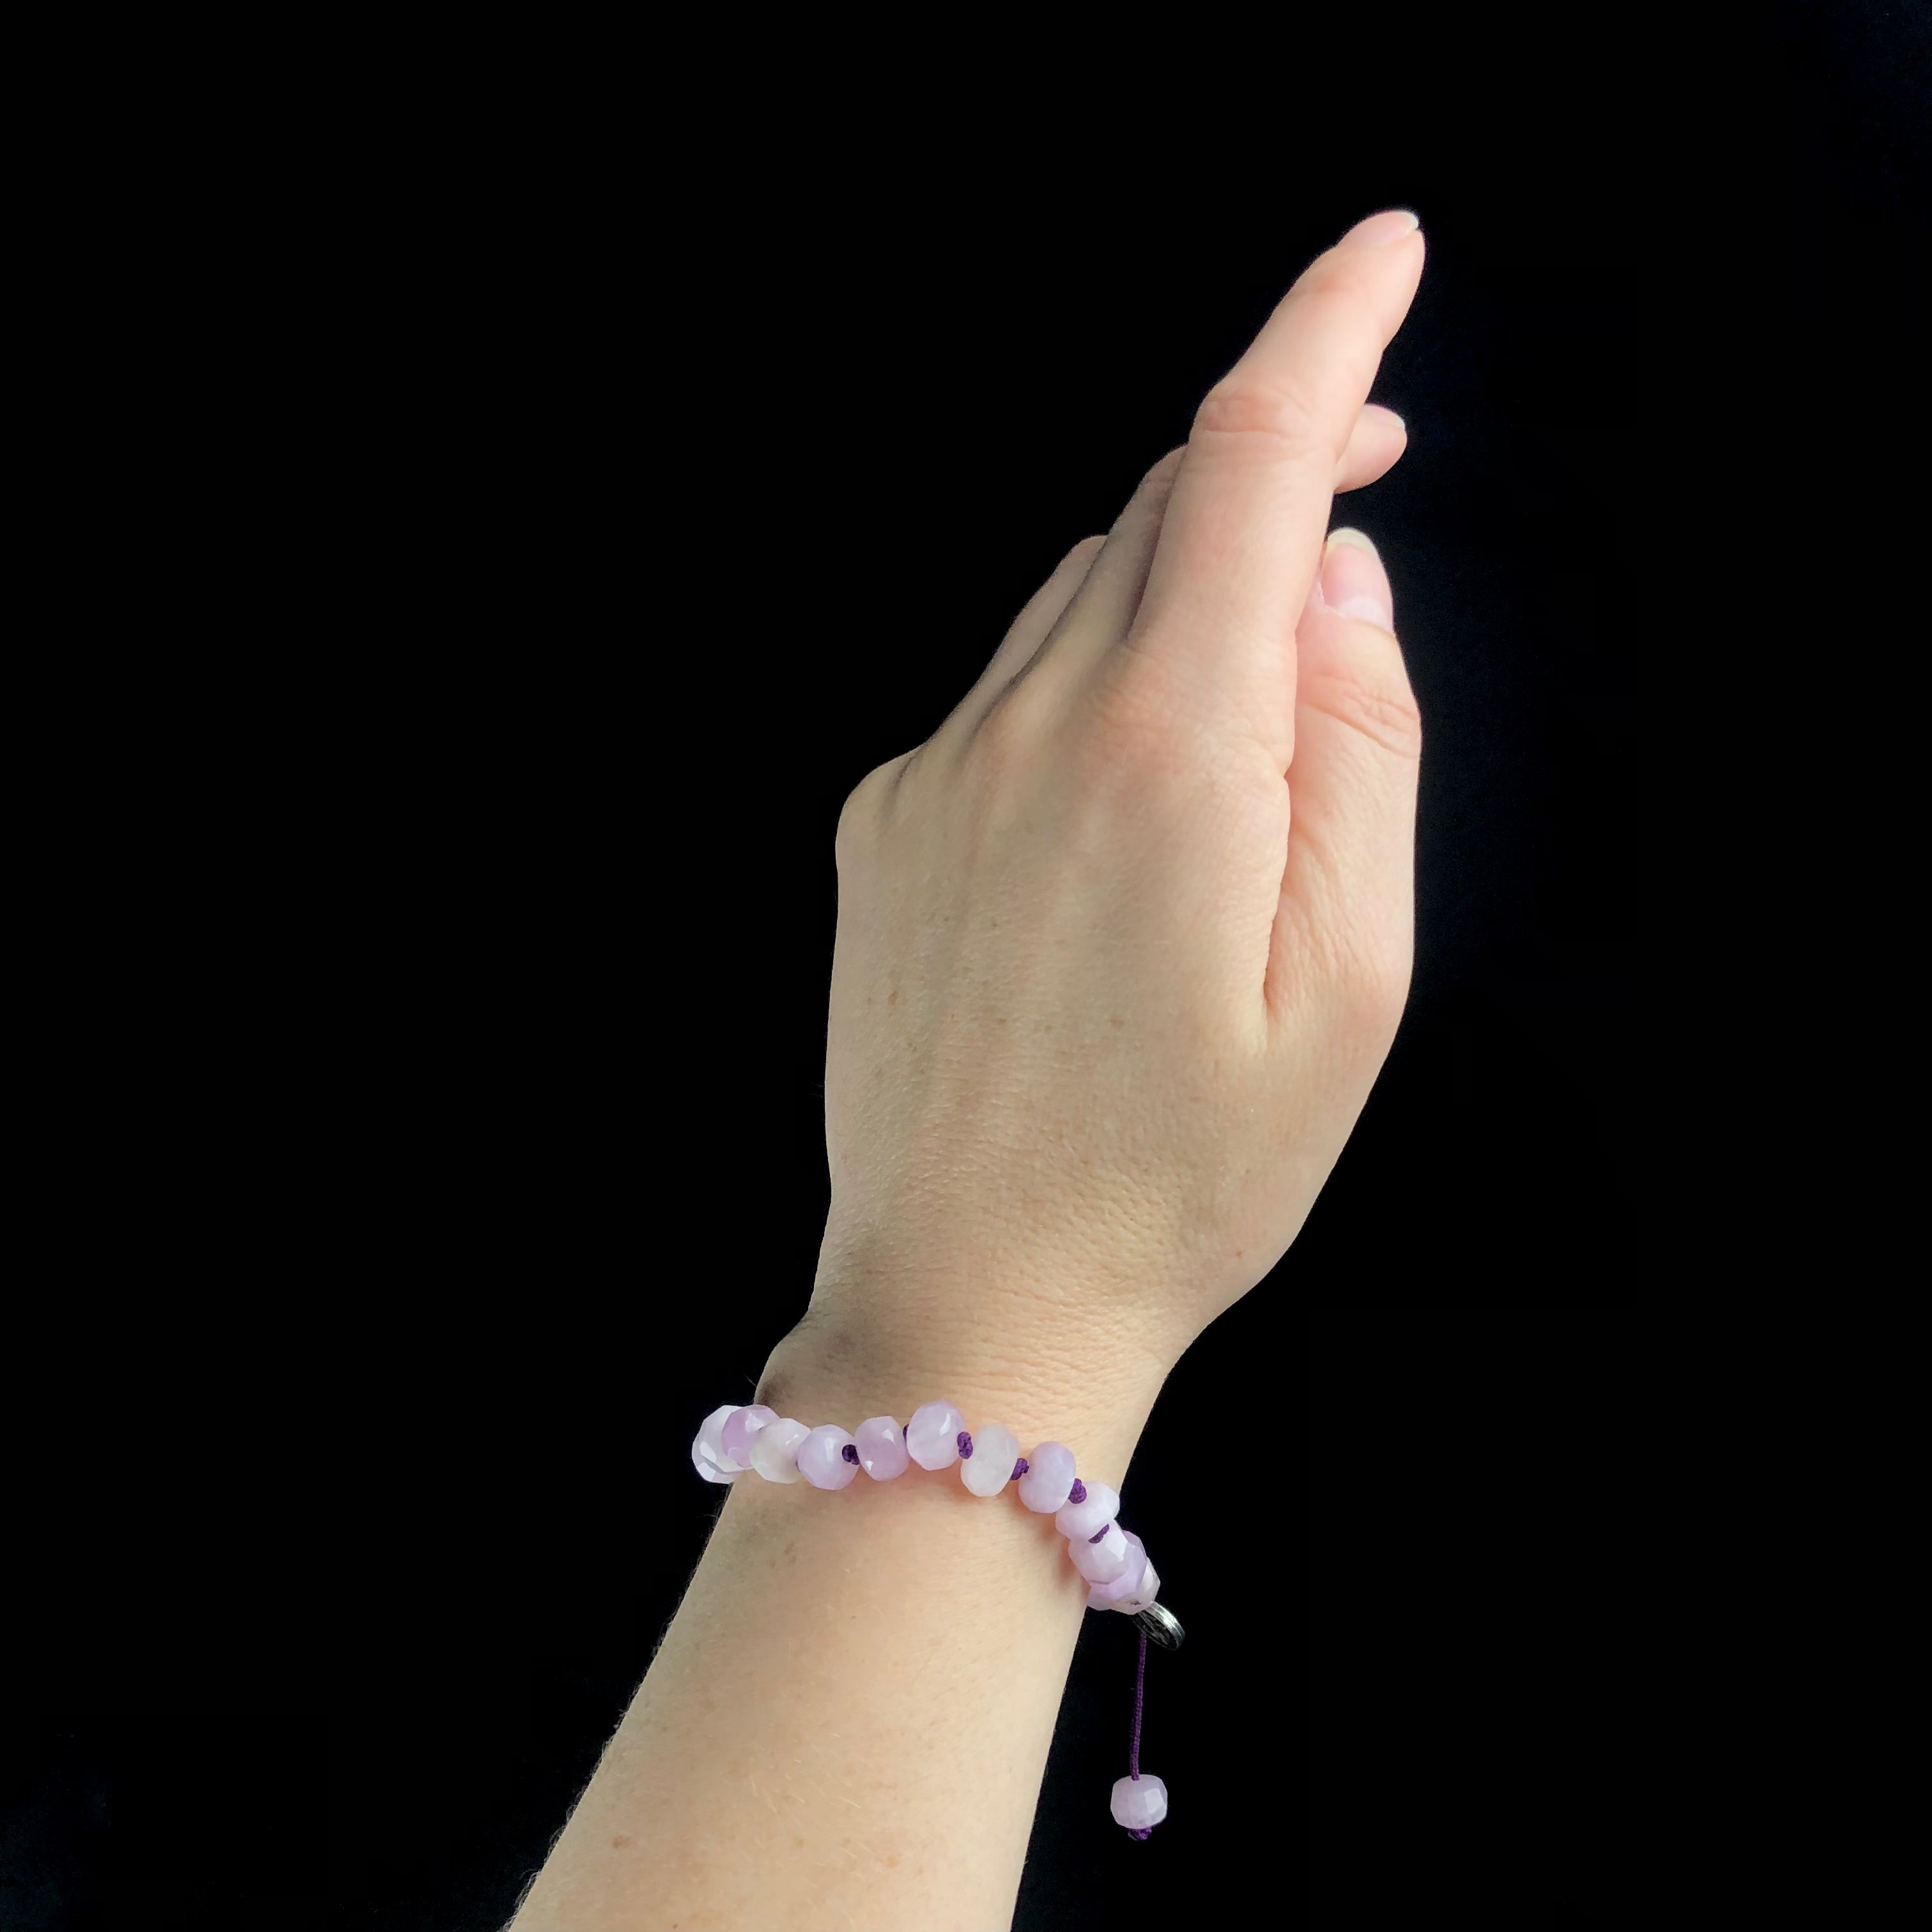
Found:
[512,208,1427,1929]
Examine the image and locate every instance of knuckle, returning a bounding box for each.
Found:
[1335,946,1411,1043]
[1074,666,1244,832]
[1298,261,1370,314]
[1140,444,1189,493]
[832,780,873,868]
[965,677,1048,782]
[1306,897,1412,1035]
[1084,653,1197,776]
[833,754,909,865]
[1296,271,1384,367]
[1301,664,1423,761]
[1351,926,1414,1028]
[1192,374,1325,456]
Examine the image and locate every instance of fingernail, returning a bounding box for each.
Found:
[1338,208,1420,250]
[1321,528,1394,631]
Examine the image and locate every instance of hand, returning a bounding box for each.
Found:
[779,210,1426,1435]
[516,211,1429,1932]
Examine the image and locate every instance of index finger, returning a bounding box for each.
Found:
[1127,210,1425,760]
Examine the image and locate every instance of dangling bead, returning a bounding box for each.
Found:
[1111,1624,1167,1837]
[1110,1774,1168,1835]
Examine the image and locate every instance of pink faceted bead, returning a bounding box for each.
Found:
[720,1404,778,1469]
[1016,1441,1077,1514]
[960,1422,1020,1496]
[690,1404,740,1485]
[905,1399,966,1470]
[795,1425,861,1490]
[1068,1522,1133,1584]
[1110,1774,1168,1832]
[854,1415,909,1480]
[1055,1480,1119,1541]
[1086,1534,1158,1611]
[749,1416,810,1483]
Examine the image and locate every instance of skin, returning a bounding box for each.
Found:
[512,208,1426,1930]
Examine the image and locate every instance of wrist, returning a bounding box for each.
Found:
[757,1239,1180,1483]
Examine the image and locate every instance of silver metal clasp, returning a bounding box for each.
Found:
[1135,1603,1183,1649]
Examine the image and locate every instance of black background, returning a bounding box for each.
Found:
[7,10,1923,1929]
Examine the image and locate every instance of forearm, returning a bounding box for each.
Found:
[510,1307,1172,1931]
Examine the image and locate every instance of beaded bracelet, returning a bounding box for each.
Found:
[691,1398,1181,1839]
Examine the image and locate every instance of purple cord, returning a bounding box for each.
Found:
[1068,1477,1087,1505]
[1128,1623,1147,1781]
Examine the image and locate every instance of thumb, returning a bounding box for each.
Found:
[1266,528,1422,1022]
